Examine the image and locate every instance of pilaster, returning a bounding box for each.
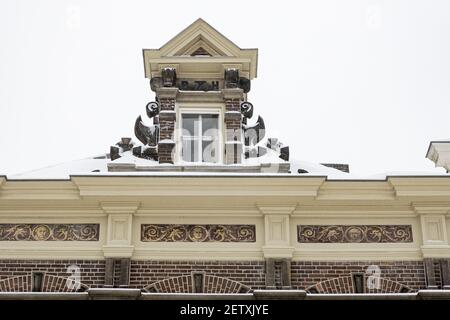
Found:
[222,88,244,164]
[101,202,140,258]
[156,88,178,164]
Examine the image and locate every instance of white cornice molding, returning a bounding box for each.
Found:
[0,180,80,200]
[132,248,264,261]
[292,248,422,261]
[102,245,134,258]
[421,245,450,258]
[389,177,450,198]
[71,176,325,198]
[318,181,395,201]
[292,208,416,218]
[0,248,104,260]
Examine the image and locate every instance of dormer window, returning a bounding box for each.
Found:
[181,113,220,163]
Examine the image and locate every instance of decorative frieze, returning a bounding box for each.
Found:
[141,224,256,242]
[297,225,413,243]
[0,224,99,241]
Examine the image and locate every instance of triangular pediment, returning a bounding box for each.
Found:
[143,18,258,79]
[190,47,212,57]
[159,18,242,57]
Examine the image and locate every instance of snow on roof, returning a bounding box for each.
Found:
[5,153,449,180]
[8,156,110,180]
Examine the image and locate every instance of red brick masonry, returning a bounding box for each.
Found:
[291,261,426,292]
[0,259,429,292]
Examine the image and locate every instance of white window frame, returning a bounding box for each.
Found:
[176,103,224,164]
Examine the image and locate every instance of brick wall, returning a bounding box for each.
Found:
[129,260,266,290]
[157,96,176,164]
[291,261,426,291]
[0,259,434,293]
[0,259,105,290]
[224,97,243,164]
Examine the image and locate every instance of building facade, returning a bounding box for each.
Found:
[1,19,450,298]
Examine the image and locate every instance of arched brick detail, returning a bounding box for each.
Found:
[0,275,32,292]
[306,275,412,294]
[41,274,89,292]
[0,274,88,292]
[203,275,251,293]
[143,274,252,293]
[144,275,192,293]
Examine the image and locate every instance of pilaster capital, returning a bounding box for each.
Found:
[222,88,244,100]
[412,203,450,216]
[257,205,296,216]
[100,202,140,214]
[156,87,179,99]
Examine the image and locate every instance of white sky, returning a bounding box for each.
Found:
[0,0,449,176]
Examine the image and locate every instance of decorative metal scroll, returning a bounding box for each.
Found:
[297,225,413,243]
[141,224,256,242]
[0,224,99,241]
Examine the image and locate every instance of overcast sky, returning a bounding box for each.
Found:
[0,0,449,176]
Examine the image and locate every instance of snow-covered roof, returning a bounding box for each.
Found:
[6,152,449,180]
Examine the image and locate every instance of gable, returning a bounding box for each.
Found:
[143,18,258,80]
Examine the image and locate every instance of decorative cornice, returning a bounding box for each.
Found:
[102,245,134,258]
[389,177,450,198]
[0,180,80,200]
[292,248,422,261]
[71,176,325,198]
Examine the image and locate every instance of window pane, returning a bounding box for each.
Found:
[202,114,218,137]
[202,140,218,163]
[182,138,199,162]
[181,113,219,163]
[182,114,200,137]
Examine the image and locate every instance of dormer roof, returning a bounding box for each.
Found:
[143,18,258,80]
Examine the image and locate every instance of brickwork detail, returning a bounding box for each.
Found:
[157,96,176,164]
[224,97,242,164]
[291,261,426,292]
[0,274,89,292]
[306,275,411,294]
[0,260,105,289]
[0,259,434,293]
[129,261,266,290]
[0,275,31,292]
[41,274,89,292]
[143,274,251,293]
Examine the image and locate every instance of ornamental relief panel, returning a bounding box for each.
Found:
[0,224,99,241]
[141,224,256,242]
[297,225,413,243]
